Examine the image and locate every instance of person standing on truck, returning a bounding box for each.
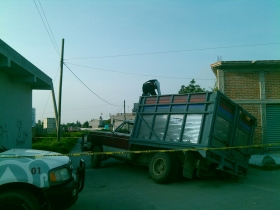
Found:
[142,79,161,96]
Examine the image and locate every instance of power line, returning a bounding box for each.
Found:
[115,106,124,113]
[64,42,280,60]
[63,63,122,106]
[38,0,60,53]
[64,62,215,80]
[38,104,110,116]
[33,0,59,55]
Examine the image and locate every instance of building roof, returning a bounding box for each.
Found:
[0,39,52,90]
[211,60,280,76]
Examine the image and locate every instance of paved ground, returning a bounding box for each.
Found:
[68,139,280,210]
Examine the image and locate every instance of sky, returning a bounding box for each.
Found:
[1,0,279,124]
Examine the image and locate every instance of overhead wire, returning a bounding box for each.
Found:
[33,0,122,119]
[33,0,123,120]
[35,2,280,119]
[38,104,110,116]
[38,0,60,53]
[116,106,124,114]
[64,62,215,81]
[64,42,280,60]
[63,63,123,107]
[33,0,59,55]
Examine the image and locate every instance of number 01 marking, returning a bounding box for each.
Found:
[31,167,41,174]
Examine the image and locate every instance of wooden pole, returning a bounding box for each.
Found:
[57,39,64,141]
[124,100,126,121]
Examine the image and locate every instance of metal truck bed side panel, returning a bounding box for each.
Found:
[129,91,257,175]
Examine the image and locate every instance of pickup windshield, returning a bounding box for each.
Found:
[115,122,134,134]
[0,145,8,153]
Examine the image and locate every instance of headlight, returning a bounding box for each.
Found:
[49,168,71,185]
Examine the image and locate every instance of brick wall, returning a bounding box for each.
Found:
[224,71,260,100]
[265,71,280,99]
[239,104,262,145]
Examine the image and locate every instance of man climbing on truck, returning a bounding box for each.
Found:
[142,79,161,96]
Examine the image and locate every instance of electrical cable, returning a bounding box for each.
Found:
[38,0,60,53]
[64,42,280,60]
[37,104,110,116]
[33,0,59,55]
[63,63,122,106]
[116,106,123,113]
[64,62,215,81]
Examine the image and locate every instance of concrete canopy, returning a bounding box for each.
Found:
[0,39,52,90]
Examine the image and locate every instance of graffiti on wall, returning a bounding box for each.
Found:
[0,123,9,144]
[16,120,28,147]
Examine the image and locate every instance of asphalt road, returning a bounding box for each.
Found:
[69,152,280,210]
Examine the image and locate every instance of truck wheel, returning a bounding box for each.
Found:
[0,189,43,210]
[91,146,102,169]
[149,153,174,183]
[80,135,85,151]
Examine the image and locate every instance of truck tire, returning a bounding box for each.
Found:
[0,189,43,210]
[91,146,102,169]
[81,135,85,151]
[149,153,175,183]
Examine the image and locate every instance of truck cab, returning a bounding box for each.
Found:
[82,121,134,168]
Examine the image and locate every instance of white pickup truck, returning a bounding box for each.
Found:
[0,146,85,210]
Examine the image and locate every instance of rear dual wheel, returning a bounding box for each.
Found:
[149,153,179,183]
[91,146,102,169]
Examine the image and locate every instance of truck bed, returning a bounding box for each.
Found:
[129,91,257,175]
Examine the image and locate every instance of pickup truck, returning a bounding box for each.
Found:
[82,91,257,183]
[0,146,85,210]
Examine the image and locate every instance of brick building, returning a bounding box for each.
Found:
[211,60,280,152]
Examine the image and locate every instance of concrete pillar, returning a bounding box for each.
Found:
[259,70,267,152]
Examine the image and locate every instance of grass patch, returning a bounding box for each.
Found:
[32,137,78,154]
[39,131,88,138]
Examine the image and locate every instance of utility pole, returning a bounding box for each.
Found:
[124,100,126,121]
[57,39,64,141]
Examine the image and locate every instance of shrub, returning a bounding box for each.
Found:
[32,137,78,154]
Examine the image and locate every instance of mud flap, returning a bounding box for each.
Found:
[183,152,197,179]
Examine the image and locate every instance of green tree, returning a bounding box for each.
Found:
[76,120,82,128]
[37,120,43,127]
[105,119,111,125]
[82,121,89,128]
[178,79,206,94]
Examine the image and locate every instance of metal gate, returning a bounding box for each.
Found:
[266,104,280,150]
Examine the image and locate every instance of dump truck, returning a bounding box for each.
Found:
[82,91,257,183]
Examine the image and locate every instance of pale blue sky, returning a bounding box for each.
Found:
[1,0,279,124]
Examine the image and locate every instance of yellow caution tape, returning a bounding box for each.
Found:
[1,143,280,158]
[34,137,78,138]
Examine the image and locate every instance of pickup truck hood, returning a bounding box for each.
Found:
[0,149,71,187]
[0,149,70,169]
